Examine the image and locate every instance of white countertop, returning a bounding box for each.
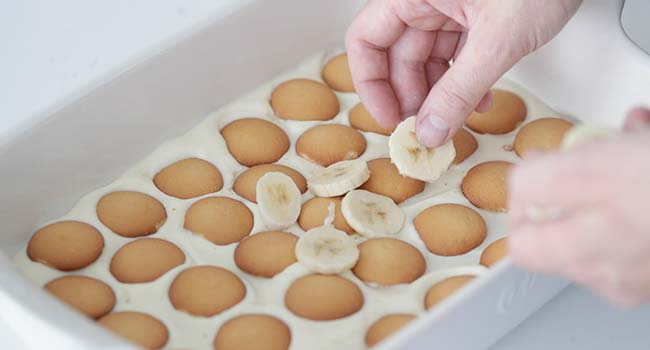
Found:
[1,1,649,349]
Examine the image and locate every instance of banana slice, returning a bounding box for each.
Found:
[562,124,614,149]
[307,159,370,197]
[388,116,456,182]
[295,225,359,274]
[341,190,404,237]
[256,172,302,230]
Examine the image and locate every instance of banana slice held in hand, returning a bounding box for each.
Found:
[295,225,359,274]
[256,172,302,230]
[562,124,614,149]
[388,116,456,182]
[341,190,404,237]
[307,159,370,197]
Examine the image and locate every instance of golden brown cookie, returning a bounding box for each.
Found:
[44,276,115,319]
[98,311,169,349]
[214,314,291,350]
[424,275,475,309]
[184,196,254,245]
[365,314,416,347]
[349,103,395,136]
[295,124,366,167]
[169,265,246,317]
[352,238,426,286]
[221,118,290,167]
[233,164,307,203]
[360,158,425,204]
[110,238,185,283]
[234,231,298,278]
[285,274,364,321]
[466,89,526,134]
[452,129,478,164]
[271,79,340,121]
[27,221,104,271]
[414,204,487,256]
[153,158,223,199]
[480,237,508,267]
[513,117,574,157]
[96,191,167,238]
[461,161,513,212]
[298,196,354,234]
[322,54,355,92]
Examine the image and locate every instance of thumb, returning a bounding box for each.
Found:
[415,33,522,147]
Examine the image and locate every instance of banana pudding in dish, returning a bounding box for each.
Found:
[14,51,572,349]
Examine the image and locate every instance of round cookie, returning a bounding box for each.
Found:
[424,275,475,309]
[27,221,104,271]
[360,158,425,204]
[221,118,290,167]
[349,103,396,136]
[234,231,298,278]
[285,274,364,321]
[322,53,355,92]
[298,197,354,234]
[466,89,526,134]
[451,129,478,164]
[97,191,167,238]
[271,79,340,121]
[153,158,223,199]
[169,265,246,317]
[98,311,168,349]
[44,275,115,319]
[214,314,291,350]
[233,164,307,203]
[184,196,254,245]
[480,237,508,267]
[110,238,185,283]
[365,314,416,347]
[352,238,426,286]
[295,124,366,167]
[461,161,513,212]
[414,204,487,256]
[513,117,574,157]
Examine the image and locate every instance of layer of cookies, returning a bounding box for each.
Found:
[14,51,564,350]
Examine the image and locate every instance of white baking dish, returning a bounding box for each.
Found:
[0,0,648,349]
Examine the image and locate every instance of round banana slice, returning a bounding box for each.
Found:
[256,172,302,230]
[307,159,370,197]
[562,124,614,150]
[388,116,456,182]
[295,225,359,274]
[341,190,404,237]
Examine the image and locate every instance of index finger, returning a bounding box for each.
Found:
[345,0,406,128]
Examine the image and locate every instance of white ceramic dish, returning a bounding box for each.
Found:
[0,0,648,349]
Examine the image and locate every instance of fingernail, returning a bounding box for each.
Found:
[417,115,450,147]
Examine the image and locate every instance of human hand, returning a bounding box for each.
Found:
[508,108,650,307]
[346,0,582,147]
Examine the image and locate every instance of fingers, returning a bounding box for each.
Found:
[509,210,606,271]
[415,28,522,147]
[623,106,650,132]
[507,139,650,308]
[424,57,449,92]
[475,91,493,113]
[431,30,460,61]
[388,27,436,118]
[507,150,603,229]
[346,0,407,128]
[423,30,459,95]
